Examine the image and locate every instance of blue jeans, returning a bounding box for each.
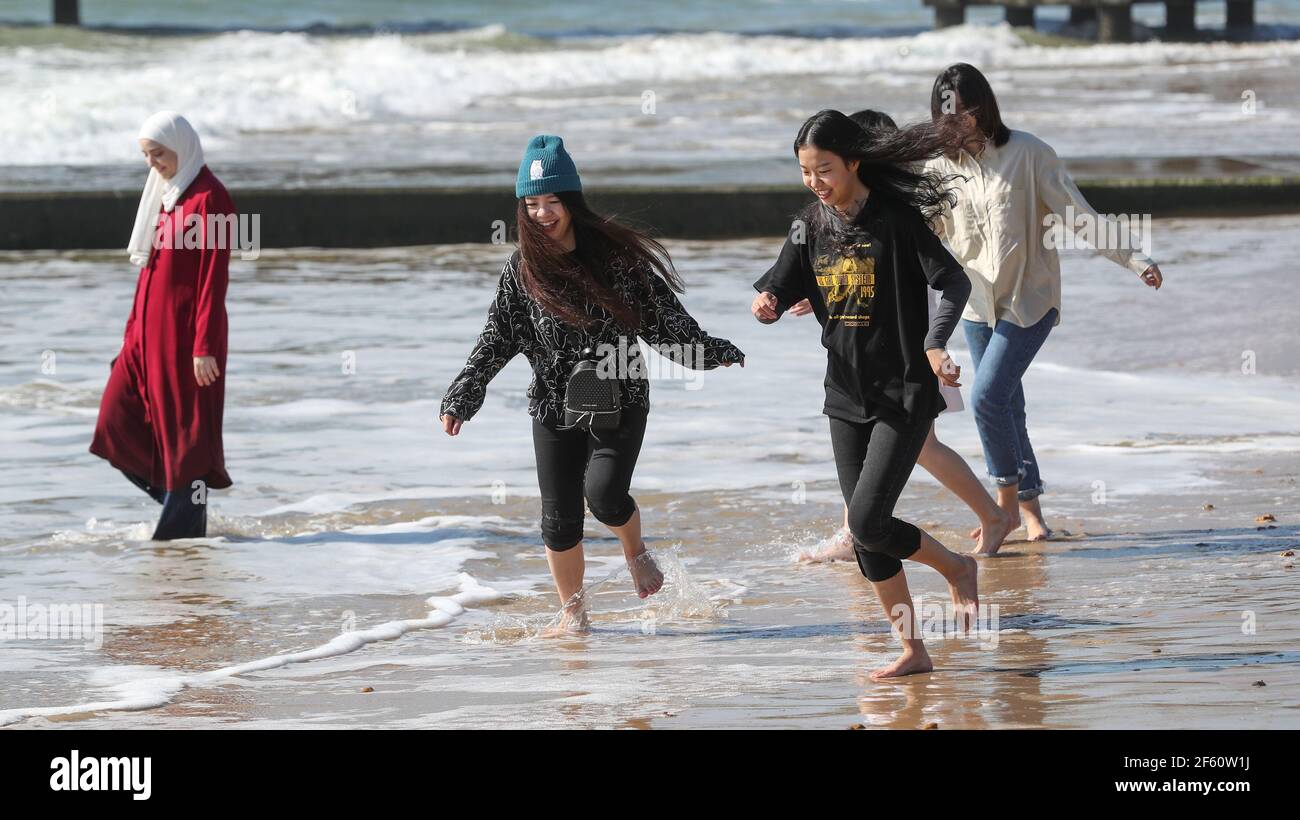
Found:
[962,308,1057,501]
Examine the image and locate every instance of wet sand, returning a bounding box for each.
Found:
[2,219,1298,729]
[5,459,1296,730]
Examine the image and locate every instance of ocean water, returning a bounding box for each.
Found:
[6,0,1300,33]
[1,215,1298,728]
[2,1,1300,190]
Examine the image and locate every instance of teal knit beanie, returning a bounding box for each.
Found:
[516,134,582,198]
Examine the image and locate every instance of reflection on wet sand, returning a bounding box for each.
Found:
[3,230,1298,728]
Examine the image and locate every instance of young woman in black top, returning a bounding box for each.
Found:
[752,110,978,678]
[791,109,1009,562]
[441,135,744,634]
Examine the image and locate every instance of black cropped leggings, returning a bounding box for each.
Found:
[121,470,207,541]
[829,414,930,582]
[531,406,647,551]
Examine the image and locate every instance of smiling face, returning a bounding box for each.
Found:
[138,138,178,179]
[797,146,861,212]
[524,194,575,250]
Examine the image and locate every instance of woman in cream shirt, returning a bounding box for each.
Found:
[926,63,1164,554]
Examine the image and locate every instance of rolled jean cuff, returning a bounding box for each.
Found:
[1018,482,1045,502]
[991,467,1025,487]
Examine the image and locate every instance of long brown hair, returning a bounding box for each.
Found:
[515,190,684,330]
[930,63,1011,150]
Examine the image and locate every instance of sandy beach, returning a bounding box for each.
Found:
[3,214,1297,729]
[4,0,1300,744]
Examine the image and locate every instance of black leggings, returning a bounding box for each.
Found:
[531,406,648,551]
[829,414,930,582]
[121,470,208,541]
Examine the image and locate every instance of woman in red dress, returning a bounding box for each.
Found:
[90,111,235,540]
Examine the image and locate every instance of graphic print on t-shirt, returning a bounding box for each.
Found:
[814,242,875,327]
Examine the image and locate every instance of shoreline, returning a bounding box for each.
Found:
[4,176,1300,250]
[2,220,1297,729]
[5,448,1296,730]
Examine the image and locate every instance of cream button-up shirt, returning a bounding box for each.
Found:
[925,129,1155,329]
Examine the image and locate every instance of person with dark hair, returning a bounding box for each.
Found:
[91,112,234,541]
[927,63,1164,552]
[848,108,899,134]
[752,109,978,679]
[440,135,744,633]
[791,109,1011,561]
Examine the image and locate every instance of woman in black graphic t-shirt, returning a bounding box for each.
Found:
[752,109,979,679]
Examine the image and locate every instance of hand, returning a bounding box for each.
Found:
[1139,264,1163,290]
[440,414,463,436]
[789,298,813,317]
[927,348,961,388]
[193,356,221,387]
[752,291,779,323]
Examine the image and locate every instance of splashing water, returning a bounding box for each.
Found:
[636,547,729,627]
[463,545,731,645]
[794,526,856,564]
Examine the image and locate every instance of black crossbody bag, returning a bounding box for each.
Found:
[562,347,622,432]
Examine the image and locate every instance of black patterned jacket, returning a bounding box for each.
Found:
[440,251,745,426]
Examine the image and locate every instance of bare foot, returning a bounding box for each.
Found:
[971,509,1015,556]
[627,547,664,599]
[1024,519,1053,541]
[870,647,934,680]
[798,527,855,563]
[540,604,590,637]
[1020,498,1052,541]
[946,554,980,632]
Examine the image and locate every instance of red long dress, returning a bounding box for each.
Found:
[91,165,234,492]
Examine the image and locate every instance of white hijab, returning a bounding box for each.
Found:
[127,111,206,267]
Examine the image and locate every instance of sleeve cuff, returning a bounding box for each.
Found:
[440,402,466,420]
[704,339,745,367]
[1126,255,1155,276]
[753,283,801,314]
